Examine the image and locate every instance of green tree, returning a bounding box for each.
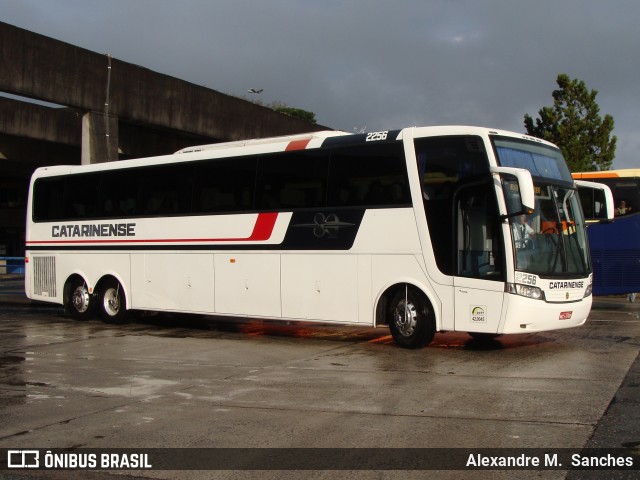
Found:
[271,101,317,124]
[524,74,616,171]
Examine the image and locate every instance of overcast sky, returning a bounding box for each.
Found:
[2,0,639,169]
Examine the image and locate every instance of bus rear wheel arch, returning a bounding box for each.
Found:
[96,277,128,324]
[64,275,94,321]
[379,284,436,349]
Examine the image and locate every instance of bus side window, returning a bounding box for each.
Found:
[101,169,141,217]
[327,143,409,208]
[612,181,639,216]
[578,188,594,219]
[256,151,329,211]
[193,157,257,213]
[33,177,65,222]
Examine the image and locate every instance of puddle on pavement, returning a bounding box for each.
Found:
[0,355,25,365]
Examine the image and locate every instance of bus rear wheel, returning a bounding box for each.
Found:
[388,287,435,349]
[97,278,127,324]
[66,277,94,321]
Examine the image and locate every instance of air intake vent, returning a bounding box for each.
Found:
[34,256,56,297]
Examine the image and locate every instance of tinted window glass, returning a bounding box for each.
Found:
[578,186,609,219]
[33,177,65,222]
[63,173,102,220]
[139,164,194,216]
[32,140,412,222]
[493,137,572,184]
[327,143,409,207]
[256,151,329,210]
[100,169,141,217]
[415,136,493,276]
[194,157,257,213]
[579,178,640,218]
[610,180,639,216]
[33,173,102,221]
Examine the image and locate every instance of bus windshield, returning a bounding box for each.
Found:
[494,138,590,277]
[492,136,573,184]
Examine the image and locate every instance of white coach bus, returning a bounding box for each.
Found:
[25,126,610,348]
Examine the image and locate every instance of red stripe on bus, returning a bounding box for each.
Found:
[285,139,311,151]
[26,212,279,245]
[246,212,278,240]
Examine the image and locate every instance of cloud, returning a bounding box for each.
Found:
[1,0,638,168]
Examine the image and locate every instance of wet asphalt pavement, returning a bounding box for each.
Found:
[0,275,639,480]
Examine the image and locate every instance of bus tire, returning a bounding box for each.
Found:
[388,286,435,349]
[66,277,94,321]
[97,278,128,324]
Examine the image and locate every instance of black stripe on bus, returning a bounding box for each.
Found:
[26,210,368,252]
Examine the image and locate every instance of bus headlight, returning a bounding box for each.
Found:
[506,283,545,300]
[584,283,593,298]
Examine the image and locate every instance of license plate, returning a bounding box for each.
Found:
[559,311,572,320]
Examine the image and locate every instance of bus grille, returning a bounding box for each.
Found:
[33,256,57,297]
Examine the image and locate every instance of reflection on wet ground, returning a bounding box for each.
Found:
[0,308,544,352]
[0,287,638,477]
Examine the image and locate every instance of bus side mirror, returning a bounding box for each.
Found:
[574,180,614,221]
[490,166,535,213]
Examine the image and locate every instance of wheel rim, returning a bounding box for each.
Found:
[103,287,121,317]
[393,299,418,337]
[71,285,90,313]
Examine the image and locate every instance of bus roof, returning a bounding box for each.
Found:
[174,130,350,154]
[572,169,640,179]
[30,125,563,180]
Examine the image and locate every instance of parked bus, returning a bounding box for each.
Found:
[573,169,640,301]
[25,126,610,348]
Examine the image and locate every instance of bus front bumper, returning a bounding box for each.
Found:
[501,294,592,334]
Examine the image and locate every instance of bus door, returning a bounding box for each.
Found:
[453,181,506,333]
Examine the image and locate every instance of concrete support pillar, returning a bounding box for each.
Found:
[81,111,119,164]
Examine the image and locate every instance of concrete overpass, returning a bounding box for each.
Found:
[0,21,327,256]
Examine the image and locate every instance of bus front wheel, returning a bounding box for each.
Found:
[97,278,127,324]
[388,287,435,349]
